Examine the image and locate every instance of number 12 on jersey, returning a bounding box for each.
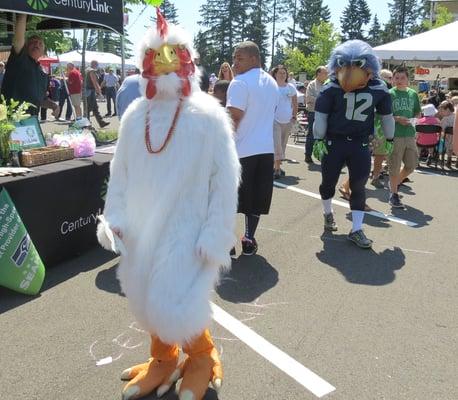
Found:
[344,92,373,122]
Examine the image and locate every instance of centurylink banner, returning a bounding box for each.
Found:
[0,0,124,34]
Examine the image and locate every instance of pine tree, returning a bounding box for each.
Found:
[197,0,251,70]
[382,0,419,41]
[160,0,179,24]
[340,0,371,41]
[244,0,271,67]
[271,42,286,67]
[269,0,291,68]
[367,14,383,46]
[286,0,331,55]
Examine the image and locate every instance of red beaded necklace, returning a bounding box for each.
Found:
[145,97,184,154]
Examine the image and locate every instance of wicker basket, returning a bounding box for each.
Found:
[20,146,74,167]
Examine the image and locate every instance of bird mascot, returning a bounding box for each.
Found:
[313,40,395,248]
[97,4,240,400]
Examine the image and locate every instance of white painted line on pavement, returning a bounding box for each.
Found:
[211,302,336,398]
[259,226,290,234]
[310,235,435,255]
[287,144,305,150]
[274,181,418,227]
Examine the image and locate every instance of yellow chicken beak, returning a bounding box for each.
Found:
[153,44,180,75]
[337,66,371,92]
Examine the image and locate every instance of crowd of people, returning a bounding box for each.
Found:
[0,13,456,253]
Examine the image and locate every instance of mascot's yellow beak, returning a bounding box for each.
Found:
[337,66,371,92]
[153,44,181,75]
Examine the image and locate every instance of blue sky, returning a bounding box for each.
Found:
[125,0,392,51]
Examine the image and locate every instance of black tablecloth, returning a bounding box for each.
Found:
[0,154,112,267]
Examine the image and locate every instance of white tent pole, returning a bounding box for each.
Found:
[82,29,88,118]
[121,34,125,80]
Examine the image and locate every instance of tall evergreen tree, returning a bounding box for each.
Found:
[160,0,179,24]
[271,42,286,67]
[149,0,178,25]
[382,0,419,42]
[367,14,383,46]
[340,0,371,41]
[197,0,251,70]
[269,0,291,68]
[244,0,271,67]
[286,0,331,55]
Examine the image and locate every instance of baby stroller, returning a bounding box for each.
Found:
[415,124,441,169]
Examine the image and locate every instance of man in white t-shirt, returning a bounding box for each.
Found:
[227,41,279,256]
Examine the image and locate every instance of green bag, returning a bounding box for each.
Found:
[0,189,45,295]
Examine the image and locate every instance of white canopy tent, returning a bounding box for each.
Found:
[374,21,458,65]
[58,50,123,67]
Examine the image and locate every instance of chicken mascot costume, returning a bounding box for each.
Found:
[97,4,241,400]
[313,40,395,248]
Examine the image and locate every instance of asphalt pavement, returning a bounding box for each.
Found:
[1,136,457,400]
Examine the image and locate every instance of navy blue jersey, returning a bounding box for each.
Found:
[315,78,392,138]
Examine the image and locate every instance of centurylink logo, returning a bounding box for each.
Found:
[27,0,49,11]
[26,0,113,14]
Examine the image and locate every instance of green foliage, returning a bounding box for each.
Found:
[244,0,271,67]
[382,0,419,42]
[197,0,251,71]
[160,0,179,24]
[26,16,72,54]
[144,0,164,6]
[196,0,292,71]
[271,42,286,67]
[422,4,454,30]
[367,14,383,47]
[0,97,33,163]
[86,30,133,59]
[96,129,118,142]
[340,0,371,41]
[302,22,340,78]
[284,47,307,76]
[285,0,331,55]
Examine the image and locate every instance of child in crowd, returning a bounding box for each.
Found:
[212,79,230,107]
[438,100,456,169]
[415,103,441,165]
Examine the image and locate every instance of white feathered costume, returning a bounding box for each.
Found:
[97,9,240,400]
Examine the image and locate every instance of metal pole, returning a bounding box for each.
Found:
[82,29,88,118]
[271,0,277,69]
[121,34,125,80]
[292,0,297,48]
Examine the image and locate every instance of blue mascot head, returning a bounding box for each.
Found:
[327,40,381,92]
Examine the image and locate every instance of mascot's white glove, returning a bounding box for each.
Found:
[195,233,232,268]
[97,215,127,255]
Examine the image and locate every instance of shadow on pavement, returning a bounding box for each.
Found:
[316,233,405,285]
[344,211,391,229]
[95,261,124,296]
[216,254,278,303]
[0,247,115,314]
[392,204,433,228]
[274,175,300,185]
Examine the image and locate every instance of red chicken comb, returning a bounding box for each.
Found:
[156,7,168,39]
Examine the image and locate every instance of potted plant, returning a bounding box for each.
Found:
[0,96,33,166]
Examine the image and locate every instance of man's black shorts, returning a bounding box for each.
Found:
[238,153,274,215]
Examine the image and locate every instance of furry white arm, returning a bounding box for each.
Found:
[196,108,241,268]
[381,113,395,140]
[98,119,129,244]
[313,111,328,140]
